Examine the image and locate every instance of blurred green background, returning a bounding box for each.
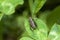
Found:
[0,0,60,40]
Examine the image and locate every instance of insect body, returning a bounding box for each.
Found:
[29,17,36,29]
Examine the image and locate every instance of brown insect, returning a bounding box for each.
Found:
[29,17,36,29]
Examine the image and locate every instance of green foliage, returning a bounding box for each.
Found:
[0,0,24,19]
[0,0,60,40]
[20,18,48,40]
[48,24,60,40]
[29,0,46,16]
[20,18,60,40]
[47,6,60,27]
[20,37,33,40]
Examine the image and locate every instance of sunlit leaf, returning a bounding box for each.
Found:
[0,0,24,15]
[20,37,33,40]
[33,18,48,40]
[48,24,60,40]
[24,18,34,38]
[24,17,48,40]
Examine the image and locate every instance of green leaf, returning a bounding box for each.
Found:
[0,0,24,15]
[24,18,48,40]
[24,18,34,38]
[32,0,46,14]
[48,24,60,40]
[33,18,48,40]
[34,18,48,33]
[29,0,46,16]
[20,37,33,40]
[47,6,60,27]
